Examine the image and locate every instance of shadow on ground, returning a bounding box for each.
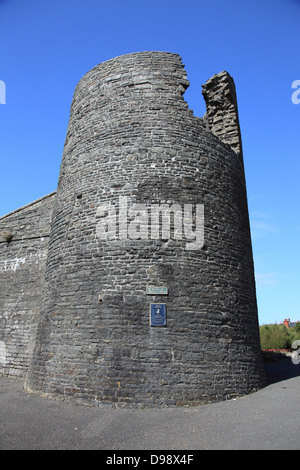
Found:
[264,358,300,385]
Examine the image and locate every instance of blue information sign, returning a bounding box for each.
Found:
[150,303,167,327]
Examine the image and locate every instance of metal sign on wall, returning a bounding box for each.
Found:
[146,286,168,295]
[150,303,167,327]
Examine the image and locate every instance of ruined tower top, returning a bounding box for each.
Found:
[202,70,243,160]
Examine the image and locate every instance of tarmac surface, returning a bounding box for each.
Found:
[1,361,300,450]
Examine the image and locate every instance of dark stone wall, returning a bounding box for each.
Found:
[202,70,244,160]
[0,192,56,376]
[24,52,265,407]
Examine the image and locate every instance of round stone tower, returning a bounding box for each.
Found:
[26,52,265,407]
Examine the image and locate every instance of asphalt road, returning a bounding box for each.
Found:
[1,361,299,450]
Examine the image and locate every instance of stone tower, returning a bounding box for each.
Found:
[25,52,265,407]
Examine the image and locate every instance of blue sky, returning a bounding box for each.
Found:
[0,0,299,325]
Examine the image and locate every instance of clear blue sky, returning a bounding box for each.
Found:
[0,0,299,325]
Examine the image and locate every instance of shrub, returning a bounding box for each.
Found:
[0,230,13,242]
[294,322,300,333]
[260,324,291,349]
[260,323,300,350]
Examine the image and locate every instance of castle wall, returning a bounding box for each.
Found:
[25,52,265,407]
[0,192,56,376]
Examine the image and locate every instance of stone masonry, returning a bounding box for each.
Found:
[0,192,56,376]
[0,52,266,407]
[202,71,243,159]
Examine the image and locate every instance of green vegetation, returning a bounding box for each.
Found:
[0,230,13,242]
[260,322,300,350]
